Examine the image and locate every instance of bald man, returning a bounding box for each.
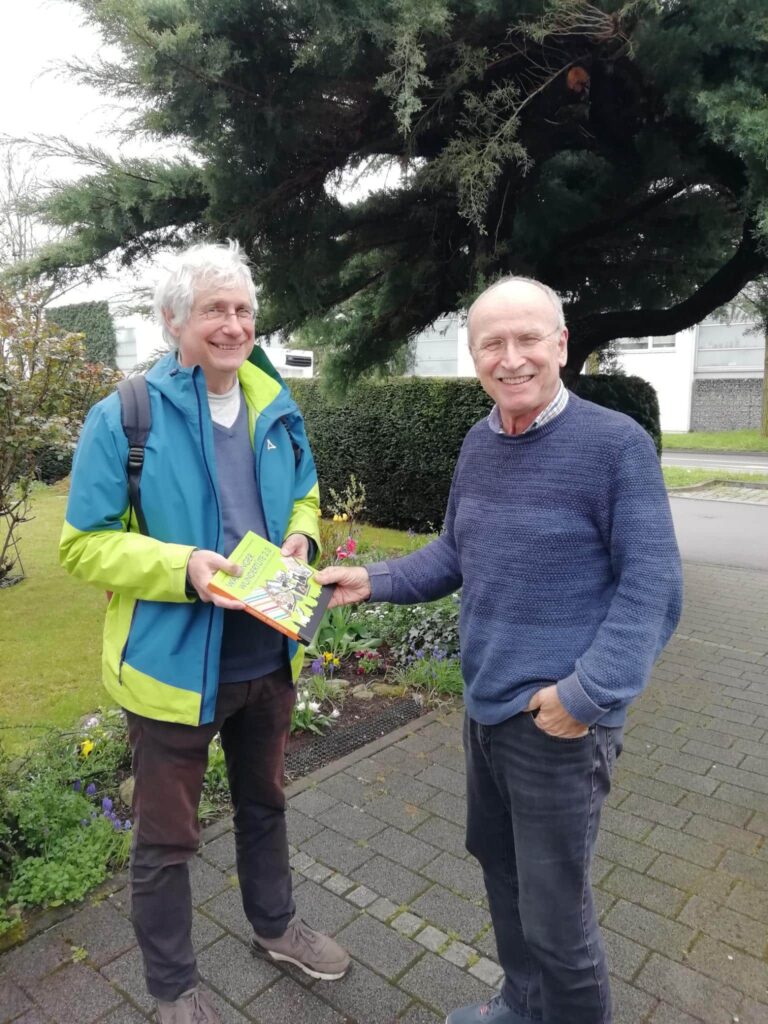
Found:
[318,277,682,1024]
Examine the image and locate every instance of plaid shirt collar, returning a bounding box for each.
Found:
[488,381,568,435]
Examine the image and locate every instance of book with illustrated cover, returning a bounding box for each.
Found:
[208,531,333,645]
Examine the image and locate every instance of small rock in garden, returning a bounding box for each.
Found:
[334,678,351,689]
[119,776,135,807]
[371,683,407,698]
[351,684,375,701]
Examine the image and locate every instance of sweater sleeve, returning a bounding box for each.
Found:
[367,474,463,604]
[557,431,683,724]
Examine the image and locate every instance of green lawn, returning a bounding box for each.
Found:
[663,467,768,488]
[0,484,108,752]
[663,429,768,452]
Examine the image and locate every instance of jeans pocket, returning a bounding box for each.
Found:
[525,710,591,744]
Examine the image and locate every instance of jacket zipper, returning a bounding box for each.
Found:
[118,601,139,684]
[194,377,221,723]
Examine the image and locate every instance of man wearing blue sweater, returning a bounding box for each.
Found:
[317,277,683,1024]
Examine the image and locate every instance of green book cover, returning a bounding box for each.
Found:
[208,531,333,645]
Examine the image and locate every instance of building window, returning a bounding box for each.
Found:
[115,327,137,371]
[615,336,676,352]
[695,322,765,373]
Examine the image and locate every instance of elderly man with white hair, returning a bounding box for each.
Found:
[317,276,683,1024]
[61,241,349,1024]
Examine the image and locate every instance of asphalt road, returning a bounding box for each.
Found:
[670,495,768,570]
[662,450,768,474]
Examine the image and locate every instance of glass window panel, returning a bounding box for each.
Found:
[615,338,650,351]
[697,324,763,350]
[651,335,675,349]
[696,347,764,369]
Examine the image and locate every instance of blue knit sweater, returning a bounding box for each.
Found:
[367,394,683,728]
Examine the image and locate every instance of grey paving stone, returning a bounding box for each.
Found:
[411,818,468,860]
[101,1005,151,1024]
[599,866,687,917]
[429,741,466,772]
[200,884,253,944]
[645,824,723,868]
[725,882,768,925]
[313,960,410,1023]
[200,831,237,871]
[347,885,377,908]
[391,913,424,937]
[649,744,715,775]
[246,976,344,1024]
[468,958,503,987]
[654,764,720,796]
[678,896,767,958]
[316,803,387,842]
[647,1002,706,1024]
[421,851,486,902]
[294,879,360,935]
[57,901,137,968]
[192,910,226,950]
[289,787,338,818]
[683,814,762,855]
[303,861,333,883]
[678,791,753,827]
[302,828,376,875]
[614,769,687,805]
[591,854,613,885]
[441,941,475,968]
[396,732,446,756]
[10,1012,52,1024]
[618,793,691,831]
[681,738,746,769]
[603,901,695,962]
[719,850,768,890]
[595,829,657,873]
[190,856,232,904]
[351,855,430,906]
[473,928,498,961]
[600,805,654,843]
[410,886,489,945]
[336,915,421,979]
[1,931,72,985]
[645,853,735,902]
[289,850,314,872]
[609,977,657,1024]
[198,935,280,1006]
[0,975,33,1023]
[602,928,650,983]
[415,764,466,798]
[422,790,466,827]
[101,947,155,1015]
[319,772,379,806]
[286,807,325,846]
[415,925,449,953]
[399,952,496,1017]
[34,963,123,1024]
[324,873,355,896]
[368,827,440,871]
[397,1005,442,1024]
[712,781,768,815]
[363,794,430,832]
[367,897,399,922]
[635,951,743,1024]
[199,987,254,1024]
[686,934,768,1006]
[711,763,768,796]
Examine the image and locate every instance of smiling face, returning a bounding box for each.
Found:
[167,284,255,394]
[469,281,568,435]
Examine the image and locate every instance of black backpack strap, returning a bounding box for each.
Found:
[117,375,152,536]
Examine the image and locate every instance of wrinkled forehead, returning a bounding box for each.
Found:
[191,282,254,309]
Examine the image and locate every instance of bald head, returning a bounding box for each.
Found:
[467,276,565,347]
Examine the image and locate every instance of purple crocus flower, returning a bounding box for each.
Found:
[72,779,82,792]
[102,797,113,813]
[86,783,96,796]
[124,820,132,830]
[311,659,324,675]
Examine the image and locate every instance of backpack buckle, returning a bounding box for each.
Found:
[127,445,145,470]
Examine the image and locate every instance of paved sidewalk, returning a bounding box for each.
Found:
[2,562,768,1024]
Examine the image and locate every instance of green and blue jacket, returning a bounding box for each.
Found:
[60,349,321,726]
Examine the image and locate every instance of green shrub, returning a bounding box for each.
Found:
[34,444,73,485]
[291,375,661,531]
[47,301,117,367]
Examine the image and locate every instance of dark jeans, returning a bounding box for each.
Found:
[126,668,296,1001]
[464,710,622,1024]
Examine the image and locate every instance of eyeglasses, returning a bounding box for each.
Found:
[473,325,561,359]
[196,304,254,323]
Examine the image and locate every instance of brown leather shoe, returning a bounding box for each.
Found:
[251,916,351,980]
[156,986,221,1024]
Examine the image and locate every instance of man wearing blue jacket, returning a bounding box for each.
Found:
[317,277,683,1024]
[61,242,349,1024]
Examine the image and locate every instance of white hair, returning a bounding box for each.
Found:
[154,240,257,347]
[467,275,566,346]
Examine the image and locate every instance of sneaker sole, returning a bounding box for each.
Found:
[252,944,349,981]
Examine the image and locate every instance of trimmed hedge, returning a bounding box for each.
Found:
[291,374,661,532]
[48,301,117,366]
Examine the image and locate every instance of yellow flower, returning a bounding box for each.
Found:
[333,514,340,522]
[341,513,349,521]
[323,652,334,663]
[332,657,340,668]
[80,738,95,758]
